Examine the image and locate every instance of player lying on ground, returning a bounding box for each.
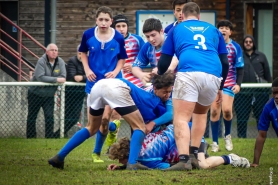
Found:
[107,124,250,170]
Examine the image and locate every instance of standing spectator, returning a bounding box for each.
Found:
[26,43,66,138]
[157,2,229,170]
[64,44,86,137]
[210,20,244,152]
[164,0,188,34]
[234,35,272,138]
[251,77,278,167]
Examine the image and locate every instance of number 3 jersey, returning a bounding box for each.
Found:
[162,20,228,78]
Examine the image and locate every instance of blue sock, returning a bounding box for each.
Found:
[211,120,220,144]
[128,130,145,164]
[108,122,116,132]
[224,119,232,137]
[93,130,107,155]
[221,155,230,165]
[58,128,90,161]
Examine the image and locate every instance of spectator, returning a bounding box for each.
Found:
[234,35,272,138]
[64,44,86,137]
[251,77,278,167]
[26,43,66,138]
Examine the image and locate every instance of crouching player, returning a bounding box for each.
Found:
[48,72,174,170]
[107,124,250,170]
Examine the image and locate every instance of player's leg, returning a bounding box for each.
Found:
[92,105,112,162]
[101,79,149,170]
[210,94,222,152]
[221,90,235,151]
[48,81,106,169]
[105,110,122,154]
[190,72,221,168]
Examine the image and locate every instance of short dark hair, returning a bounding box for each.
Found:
[142,18,162,33]
[182,2,200,18]
[217,20,234,31]
[152,72,175,90]
[272,77,278,87]
[95,6,113,19]
[172,0,189,9]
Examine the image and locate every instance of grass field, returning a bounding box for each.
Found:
[0,138,277,185]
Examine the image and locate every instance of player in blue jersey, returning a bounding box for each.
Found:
[157,2,229,170]
[107,124,250,170]
[48,72,175,170]
[210,20,244,153]
[164,0,188,34]
[77,6,128,163]
[251,78,278,167]
[132,18,178,86]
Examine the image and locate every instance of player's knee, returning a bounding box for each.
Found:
[210,110,219,119]
[223,109,232,120]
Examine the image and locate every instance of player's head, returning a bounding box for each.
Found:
[182,2,200,20]
[217,20,233,43]
[76,44,82,61]
[272,77,278,104]
[95,6,113,31]
[111,14,129,38]
[142,18,164,48]
[172,0,189,23]
[152,72,175,102]
[109,137,130,165]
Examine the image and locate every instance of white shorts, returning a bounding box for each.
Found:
[172,72,221,106]
[87,79,135,110]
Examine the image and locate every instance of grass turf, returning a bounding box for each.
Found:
[0,138,277,185]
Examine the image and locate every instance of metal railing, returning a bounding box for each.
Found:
[0,13,46,81]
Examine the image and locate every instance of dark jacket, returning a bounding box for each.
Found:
[66,56,86,82]
[29,54,66,97]
[242,35,272,83]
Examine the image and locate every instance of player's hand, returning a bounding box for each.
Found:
[251,163,259,168]
[216,90,223,104]
[152,67,158,75]
[145,121,156,134]
[74,75,83,82]
[232,84,240,94]
[56,78,66,83]
[123,63,132,73]
[105,71,117,78]
[85,68,96,82]
[107,164,119,170]
[140,73,152,86]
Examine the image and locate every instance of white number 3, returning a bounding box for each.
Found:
[194,34,207,50]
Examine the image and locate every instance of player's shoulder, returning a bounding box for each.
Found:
[129,33,144,42]
[83,27,96,36]
[265,98,275,109]
[230,39,241,48]
[113,29,125,41]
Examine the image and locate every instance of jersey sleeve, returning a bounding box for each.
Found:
[234,42,244,68]
[79,31,89,53]
[132,42,151,68]
[258,105,271,132]
[161,28,175,56]
[153,99,173,126]
[217,30,228,54]
[115,33,128,59]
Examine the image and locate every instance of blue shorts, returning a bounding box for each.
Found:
[223,87,235,98]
